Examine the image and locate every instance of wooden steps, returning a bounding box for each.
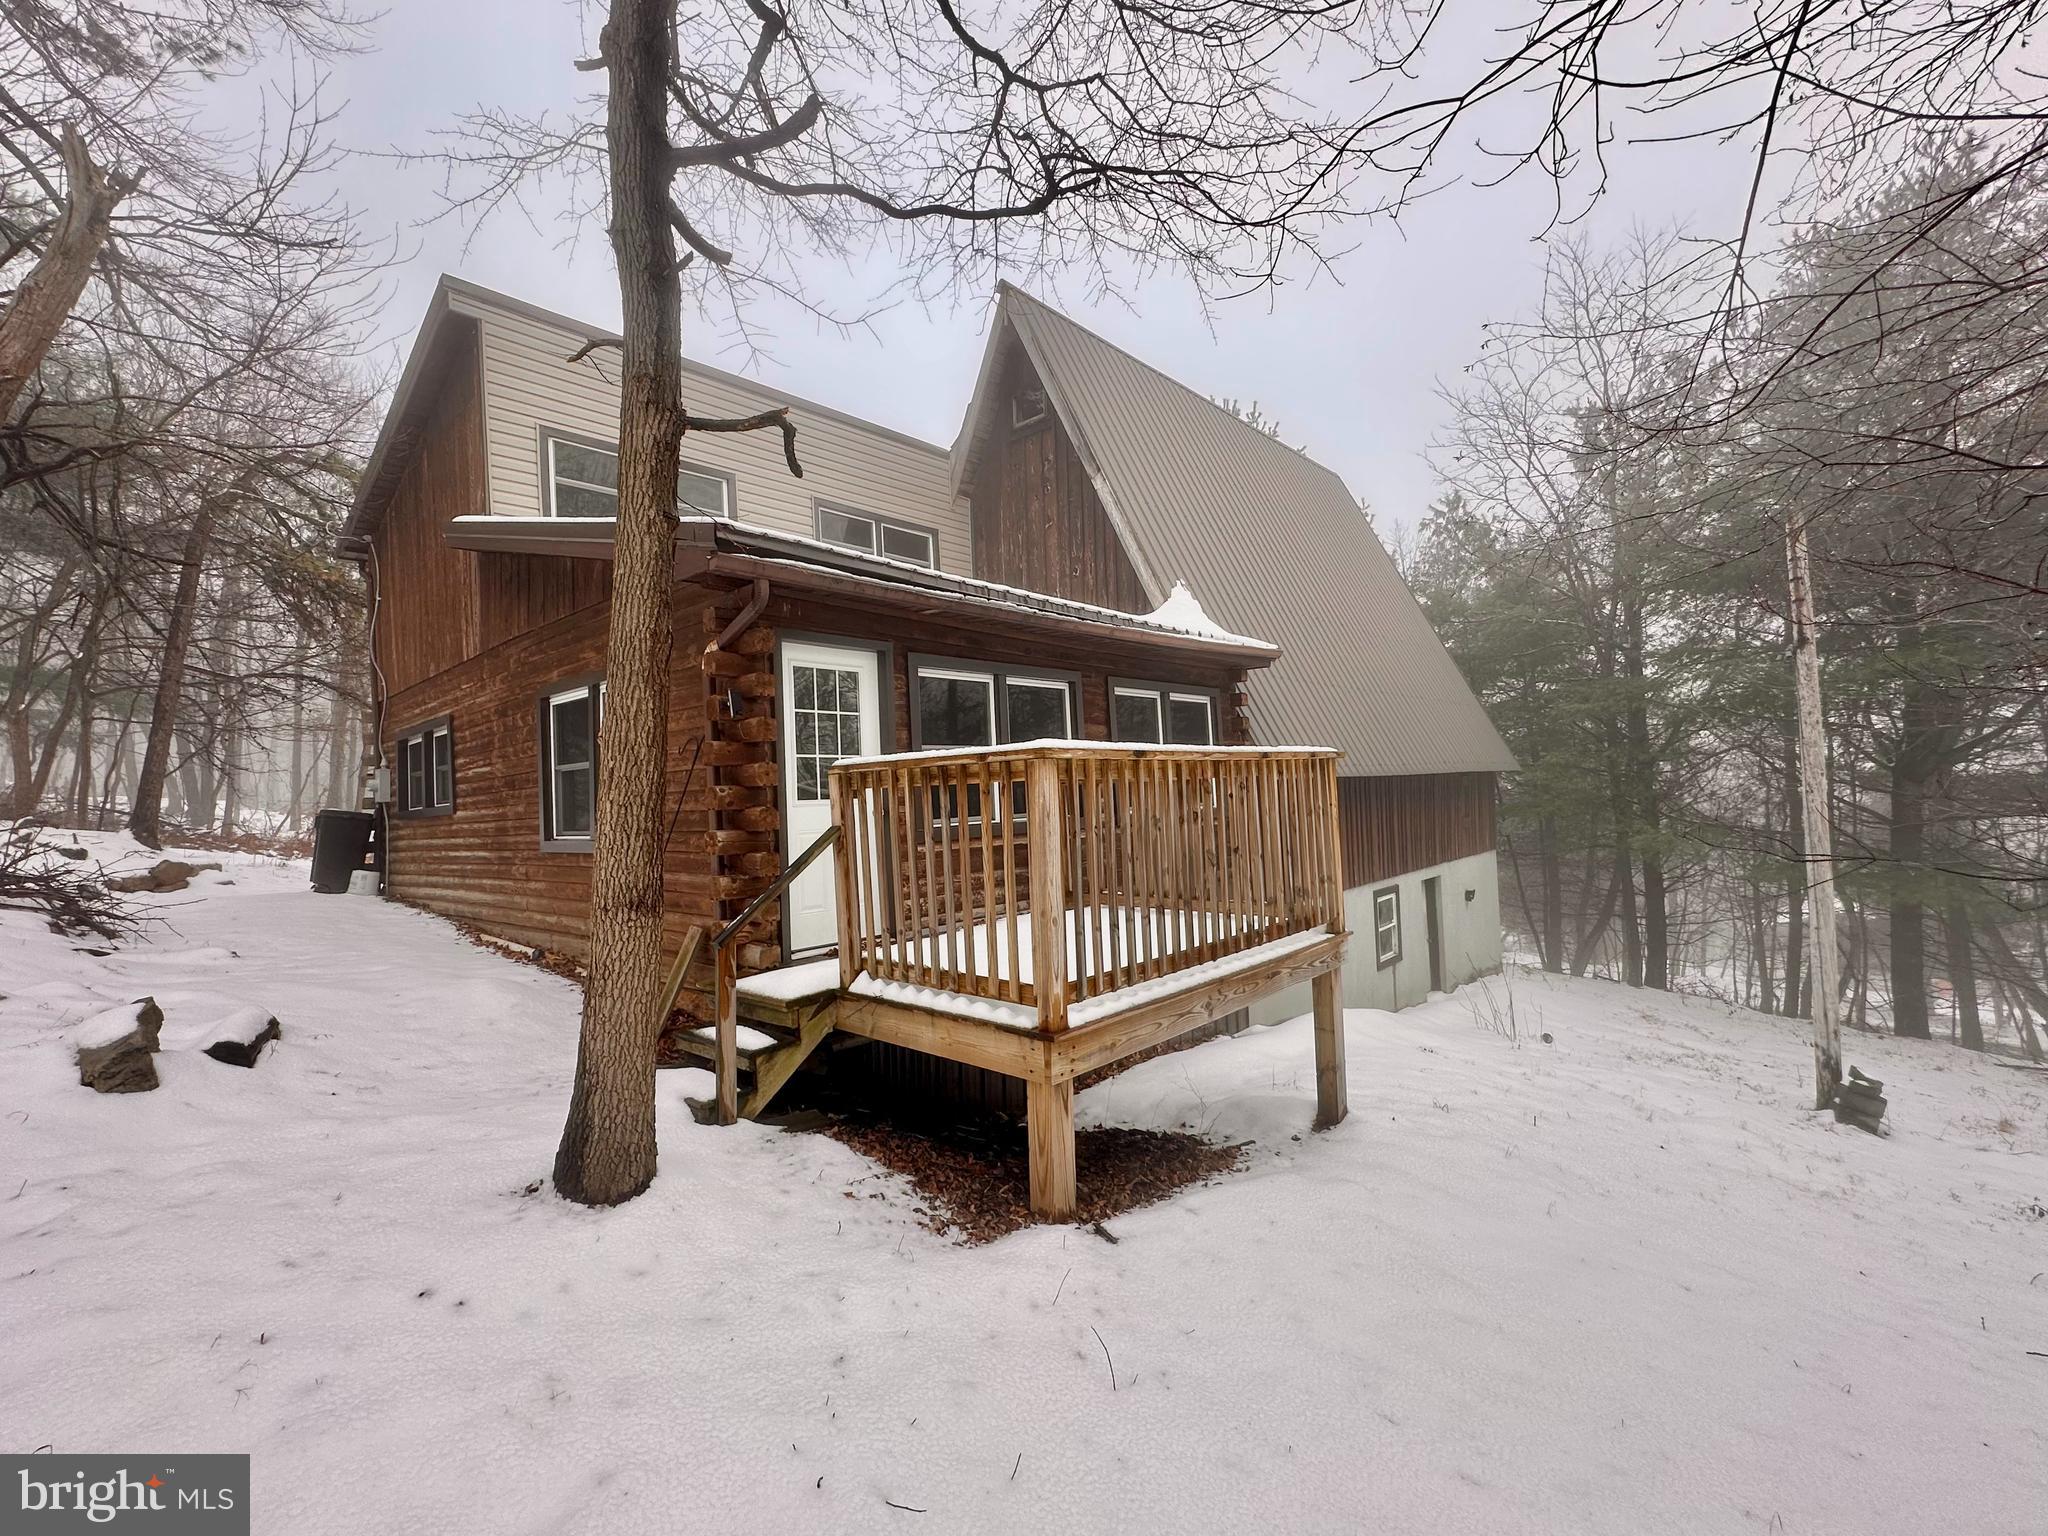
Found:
[668,982,843,1120]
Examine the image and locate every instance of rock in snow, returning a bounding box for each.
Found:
[202,1008,282,1068]
[74,997,164,1093]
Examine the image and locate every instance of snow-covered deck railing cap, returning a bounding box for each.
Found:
[832,738,1341,771]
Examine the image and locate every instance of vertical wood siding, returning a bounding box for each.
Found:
[966,350,1150,611]
[370,320,487,694]
[463,298,974,569]
[1336,772,1498,888]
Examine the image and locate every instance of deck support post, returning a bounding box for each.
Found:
[714,942,739,1126]
[1312,968,1347,1129]
[1027,1076,1076,1219]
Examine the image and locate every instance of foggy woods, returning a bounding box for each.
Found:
[0,1,378,844]
[1418,146,2047,1054]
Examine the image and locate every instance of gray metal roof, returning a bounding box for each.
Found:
[957,284,1516,776]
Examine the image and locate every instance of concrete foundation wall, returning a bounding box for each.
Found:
[1250,850,1503,1025]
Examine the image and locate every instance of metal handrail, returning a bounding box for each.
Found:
[713,824,840,953]
[707,823,843,1125]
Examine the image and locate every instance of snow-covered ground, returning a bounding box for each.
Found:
[3,845,2043,1534]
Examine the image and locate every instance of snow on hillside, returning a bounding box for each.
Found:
[2,868,2043,1534]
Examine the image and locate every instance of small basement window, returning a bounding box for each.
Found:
[540,679,604,845]
[541,430,733,519]
[395,718,454,816]
[1110,681,1217,745]
[815,503,938,569]
[1373,886,1401,969]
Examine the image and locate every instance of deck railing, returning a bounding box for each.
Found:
[829,743,1345,1030]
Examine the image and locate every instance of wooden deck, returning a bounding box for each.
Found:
[713,743,1350,1220]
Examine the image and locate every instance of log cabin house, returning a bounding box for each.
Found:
[338,276,1516,1216]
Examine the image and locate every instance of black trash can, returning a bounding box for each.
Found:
[310,809,376,894]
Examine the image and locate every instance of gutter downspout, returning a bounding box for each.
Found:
[714,578,771,652]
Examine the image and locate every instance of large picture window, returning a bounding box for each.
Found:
[815,503,939,570]
[539,679,604,845]
[1109,681,1217,745]
[908,658,1076,749]
[395,717,454,816]
[541,429,733,520]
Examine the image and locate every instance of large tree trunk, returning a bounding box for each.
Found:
[1781,740,1806,1019]
[1622,596,1668,990]
[129,500,217,848]
[0,128,128,421]
[1785,511,1841,1106]
[1537,812,1564,972]
[552,0,686,1208]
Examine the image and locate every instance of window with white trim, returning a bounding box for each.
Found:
[540,680,604,843]
[1110,682,1216,745]
[815,503,938,569]
[541,430,733,519]
[396,719,454,815]
[909,658,1078,821]
[1373,886,1401,969]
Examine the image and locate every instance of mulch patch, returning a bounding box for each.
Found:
[812,1109,1247,1244]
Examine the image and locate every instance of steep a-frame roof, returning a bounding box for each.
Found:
[950,284,1516,777]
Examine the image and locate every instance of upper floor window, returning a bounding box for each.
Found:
[815,503,938,569]
[1012,389,1047,429]
[541,429,733,520]
[396,717,454,816]
[1109,683,1216,745]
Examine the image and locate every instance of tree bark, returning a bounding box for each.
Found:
[1946,903,1983,1051]
[0,127,129,422]
[1537,812,1563,971]
[1888,669,1935,1039]
[1785,511,1842,1107]
[552,0,686,1208]
[129,500,217,848]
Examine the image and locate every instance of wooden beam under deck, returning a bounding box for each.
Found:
[784,933,1350,1220]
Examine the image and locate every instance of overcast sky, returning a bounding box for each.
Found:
[245,1,1767,529]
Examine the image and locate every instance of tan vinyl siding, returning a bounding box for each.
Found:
[460,296,971,569]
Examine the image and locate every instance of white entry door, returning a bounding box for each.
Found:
[781,640,882,954]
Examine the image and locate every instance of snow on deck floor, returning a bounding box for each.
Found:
[2,858,2044,1534]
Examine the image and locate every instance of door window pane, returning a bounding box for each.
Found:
[1113,688,1163,743]
[793,663,864,804]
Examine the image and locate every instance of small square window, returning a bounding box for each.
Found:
[1012,389,1047,428]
